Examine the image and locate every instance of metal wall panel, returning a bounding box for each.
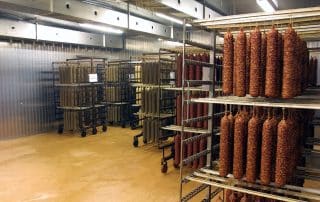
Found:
[52,0,128,28]
[37,25,105,46]
[0,35,174,139]
[129,15,171,38]
[0,19,36,40]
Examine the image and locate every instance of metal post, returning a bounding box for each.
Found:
[205,30,216,202]
[179,18,187,202]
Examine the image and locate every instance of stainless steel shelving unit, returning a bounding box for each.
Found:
[177,19,222,201]
[179,6,320,202]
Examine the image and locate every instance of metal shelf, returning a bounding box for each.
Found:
[163,86,208,92]
[134,112,175,118]
[185,168,320,202]
[194,6,320,31]
[184,59,214,67]
[105,102,130,105]
[161,125,210,134]
[130,83,172,88]
[57,104,106,110]
[190,94,320,110]
[55,82,104,87]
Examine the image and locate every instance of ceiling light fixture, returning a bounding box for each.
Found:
[155,13,192,27]
[256,0,277,12]
[79,23,123,34]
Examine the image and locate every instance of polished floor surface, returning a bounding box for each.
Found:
[0,127,207,202]
[1,127,318,202]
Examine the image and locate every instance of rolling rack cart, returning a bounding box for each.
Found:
[105,60,135,128]
[178,7,320,202]
[132,49,178,172]
[128,59,143,130]
[161,46,224,174]
[53,57,107,137]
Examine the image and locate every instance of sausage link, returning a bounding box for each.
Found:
[265,27,280,98]
[219,113,232,176]
[176,54,182,87]
[246,109,261,183]
[260,111,278,185]
[282,26,298,98]
[275,118,291,186]
[174,133,181,167]
[246,34,251,94]
[260,33,267,97]
[223,31,234,95]
[235,29,247,97]
[249,28,261,97]
[233,111,247,179]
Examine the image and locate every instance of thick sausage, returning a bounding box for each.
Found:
[235,28,247,97]
[275,116,291,186]
[260,32,267,97]
[282,26,298,98]
[174,133,181,167]
[246,34,251,94]
[223,31,234,95]
[249,27,261,97]
[195,54,202,81]
[233,111,247,179]
[176,54,182,87]
[246,108,261,183]
[265,26,279,98]
[260,110,278,185]
[219,112,232,176]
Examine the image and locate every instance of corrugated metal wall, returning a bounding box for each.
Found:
[0,36,172,139]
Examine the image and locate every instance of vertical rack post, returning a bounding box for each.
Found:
[179,18,187,202]
[205,29,217,202]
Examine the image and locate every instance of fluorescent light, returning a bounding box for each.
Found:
[272,0,278,7]
[155,12,192,27]
[156,12,183,24]
[256,0,276,12]
[79,23,123,34]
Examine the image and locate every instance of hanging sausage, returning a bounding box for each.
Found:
[219,111,232,177]
[275,110,291,186]
[233,109,248,179]
[176,54,182,87]
[260,32,267,97]
[260,109,278,185]
[223,32,234,95]
[246,107,262,183]
[265,26,280,98]
[195,54,202,81]
[249,27,261,97]
[282,25,298,99]
[235,28,247,97]
[174,133,181,168]
[246,34,251,94]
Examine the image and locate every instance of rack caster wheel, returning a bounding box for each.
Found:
[121,123,126,128]
[133,137,139,147]
[58,125,63,134]
[161,162,168,173]
[143,138,147,144]
[93,128,97,135]
[173,163,179,169]
[81,131,87,137]
[102,125,107,132]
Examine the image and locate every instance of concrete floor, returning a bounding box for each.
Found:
[0,127,208,202]
[1,127,318,202]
